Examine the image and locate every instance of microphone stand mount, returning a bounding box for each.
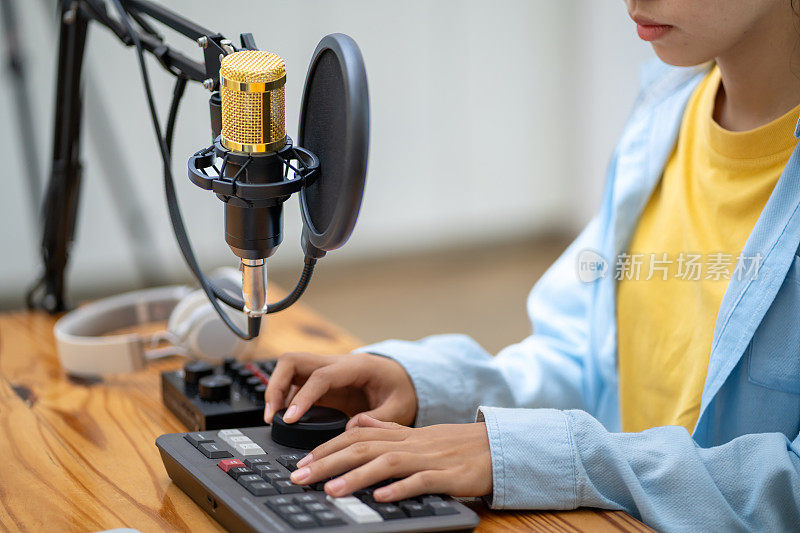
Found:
[30,0,253,313]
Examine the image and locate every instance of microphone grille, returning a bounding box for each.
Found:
[219,50,287,153]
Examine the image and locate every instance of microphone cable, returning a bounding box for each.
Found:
[110,0,316,340]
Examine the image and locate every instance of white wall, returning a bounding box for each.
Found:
[0,0,653,307]
[569,3,656,217]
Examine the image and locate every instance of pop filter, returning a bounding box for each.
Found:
[297,33,369,253]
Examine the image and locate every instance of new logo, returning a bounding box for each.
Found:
[576,249,608,283]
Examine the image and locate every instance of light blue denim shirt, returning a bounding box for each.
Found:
[359,60,800,532]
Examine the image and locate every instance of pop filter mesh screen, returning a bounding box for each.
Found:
[301,50,346,234]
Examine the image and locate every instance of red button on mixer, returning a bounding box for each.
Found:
[217,458,245,473]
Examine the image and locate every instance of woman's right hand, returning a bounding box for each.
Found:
[263,352,418,428]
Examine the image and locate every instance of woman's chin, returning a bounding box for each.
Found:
[650,43,714,68]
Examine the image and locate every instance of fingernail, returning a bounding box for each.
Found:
[284,404,298,421]
[296,453,313,468]
[291,467,310,483]
[326,478,345,494]
[264,403,271,422]
[374,487,391,501]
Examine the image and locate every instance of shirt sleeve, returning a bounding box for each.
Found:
[477,406,800,531]
[357,207,606,427]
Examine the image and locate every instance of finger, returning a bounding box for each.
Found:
[283,365,355,423]
[290,440,400,485]
[297,424,398,469]
[305,426,407,466]
[264,358,295,423]
[264,353,325,423]
[373,471,447,502]
[347,413,404,431]
[264,356,303,423]
[323,452,428,498]
[285,384,299,406]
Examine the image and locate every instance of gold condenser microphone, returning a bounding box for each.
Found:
[218,50,289,318]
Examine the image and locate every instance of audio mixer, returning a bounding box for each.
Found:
[160,367,481,530]
[156,407,480,532]
[161,358,275,431]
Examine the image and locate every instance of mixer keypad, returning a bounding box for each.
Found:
[168,424,470,529]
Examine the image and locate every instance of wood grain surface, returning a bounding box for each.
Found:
[0,289,651,532]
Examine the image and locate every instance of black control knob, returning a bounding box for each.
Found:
[252,383,266,405]
[236,368,254,386]
[184,360,214,387]
[227,361,243,377]
[271,406,349,450]
[198,374,232,402]
[222,357,236,374]
[246,376,262,391]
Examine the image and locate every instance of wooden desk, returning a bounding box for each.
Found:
[0,298,651,532]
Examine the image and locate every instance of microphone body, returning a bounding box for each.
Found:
[222,155,284,260]
[218,50,289,317]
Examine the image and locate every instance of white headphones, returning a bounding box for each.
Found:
[54,268,251,377]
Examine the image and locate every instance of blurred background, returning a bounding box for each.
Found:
[0,0,653,353]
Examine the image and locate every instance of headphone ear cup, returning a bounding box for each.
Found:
[185,298,250,360]
[167,290,210,344]
[209,266,243,294]
[167,269,252,361]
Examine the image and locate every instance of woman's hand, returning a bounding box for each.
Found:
[289,414,493,502]
[264,352,417,427]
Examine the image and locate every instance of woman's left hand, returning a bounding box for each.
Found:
[289,414,493,502]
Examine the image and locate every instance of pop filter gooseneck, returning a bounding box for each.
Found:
[298,33,370,255]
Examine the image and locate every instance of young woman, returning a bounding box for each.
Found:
[264,1,800,529]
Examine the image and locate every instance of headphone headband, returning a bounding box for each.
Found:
[54,285,192,377]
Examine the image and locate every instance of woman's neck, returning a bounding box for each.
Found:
[715,7,800,132]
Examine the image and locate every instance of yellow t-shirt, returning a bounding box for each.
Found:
[616,65,800,433]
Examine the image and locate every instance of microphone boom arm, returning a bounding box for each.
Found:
[30,0,313,341]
